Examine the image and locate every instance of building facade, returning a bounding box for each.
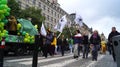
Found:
[17,0,71,31]
[16,0,91,35]
[69,13,92,37]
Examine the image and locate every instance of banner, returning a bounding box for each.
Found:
[74,14,83,27]
[54,15,67,32]
[40,23,47,36]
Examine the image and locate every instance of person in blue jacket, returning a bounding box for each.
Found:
[73,30,82,58]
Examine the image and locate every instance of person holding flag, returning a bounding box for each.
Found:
[40,23,54,58]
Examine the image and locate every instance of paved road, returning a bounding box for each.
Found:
[4,52,117,67]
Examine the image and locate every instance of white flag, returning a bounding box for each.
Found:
[74,14,83,27]
[40,23,47,36]
[54,15,67,32]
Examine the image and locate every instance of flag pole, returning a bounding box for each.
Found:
[57,32,62,39]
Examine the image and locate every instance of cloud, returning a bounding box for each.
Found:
[90,16,120,37]
[58,0,120,38]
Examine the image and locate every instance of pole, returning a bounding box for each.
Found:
[32,35,39,67]
[0,37,5,67]
[57,32,62,39]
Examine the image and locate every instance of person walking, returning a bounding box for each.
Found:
[59,35,67,56]
[43,28,53,58]
[51,33,57,56]
[68,37,73,54]
[108,27,120,62]
[90,30,101,61]
[82,32,89,59]
[73,30,82,58]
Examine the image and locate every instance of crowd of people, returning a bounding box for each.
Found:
[39,27,120,62]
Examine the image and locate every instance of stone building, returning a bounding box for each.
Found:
[16,0,91,35]
[16,0,71,31]
[69,13,92,37]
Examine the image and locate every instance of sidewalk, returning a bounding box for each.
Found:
[88,52,117,67]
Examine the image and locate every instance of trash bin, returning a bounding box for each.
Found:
[112,35,120,67]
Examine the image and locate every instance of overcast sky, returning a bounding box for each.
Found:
[58,0,120,38]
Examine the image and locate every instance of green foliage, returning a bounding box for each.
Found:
[62,27,72,38]
[7,0,21,18]
[19,7,45,28]
[8,0,45,28]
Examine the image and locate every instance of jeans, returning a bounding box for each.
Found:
[92,45,99,61]
[83,44,89,58]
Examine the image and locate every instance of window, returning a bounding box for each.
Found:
[47,15,49,20]
[26,4,29,8]
[51,10,53,15]
[38,2,41,7]
[33,0,36,5]
[43,13,45,16]
[58,14,59,18]
[48,7,49,12]
[54,19,56,23]
[51,17,53,22]
[43,5,46,10]
[54,12,56,16]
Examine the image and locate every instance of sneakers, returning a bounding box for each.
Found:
[74,56,78,58]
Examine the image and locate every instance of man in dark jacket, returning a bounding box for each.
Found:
[59,35,67,56]
[108,27,120,62]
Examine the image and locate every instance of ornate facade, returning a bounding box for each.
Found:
[16,0,91,35]
[17,0,71,31]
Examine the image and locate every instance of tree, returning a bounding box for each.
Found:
[19,7,45,28]
[7,0,21,18]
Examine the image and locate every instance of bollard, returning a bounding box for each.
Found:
[112,35,120,67]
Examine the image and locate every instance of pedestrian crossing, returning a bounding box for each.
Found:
[4,53,105,67]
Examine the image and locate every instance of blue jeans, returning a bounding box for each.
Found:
[92,45,99,60]
[83,44,89,58]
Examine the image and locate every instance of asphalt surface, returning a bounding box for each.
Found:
[4,52,117,67]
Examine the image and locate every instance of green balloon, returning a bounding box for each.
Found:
[22,31,26,35]
[5,33,8,37]
[2,19,8,24]
[0,22,4,26]
[0,14,5,19]
[5,37,9,42]
[1,33,4,37]
[7,7,11,12]
[0,10,4,14]
[1,0,7,4]
[4,12,10,16]
[0,5,4,10]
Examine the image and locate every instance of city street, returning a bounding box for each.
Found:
[4,52,117,67]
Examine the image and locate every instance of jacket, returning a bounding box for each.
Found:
[90,34,101,45]
[45,33,53,45]
[73,33,82,44]
[51,37,57,47]
[108,31,120,43]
